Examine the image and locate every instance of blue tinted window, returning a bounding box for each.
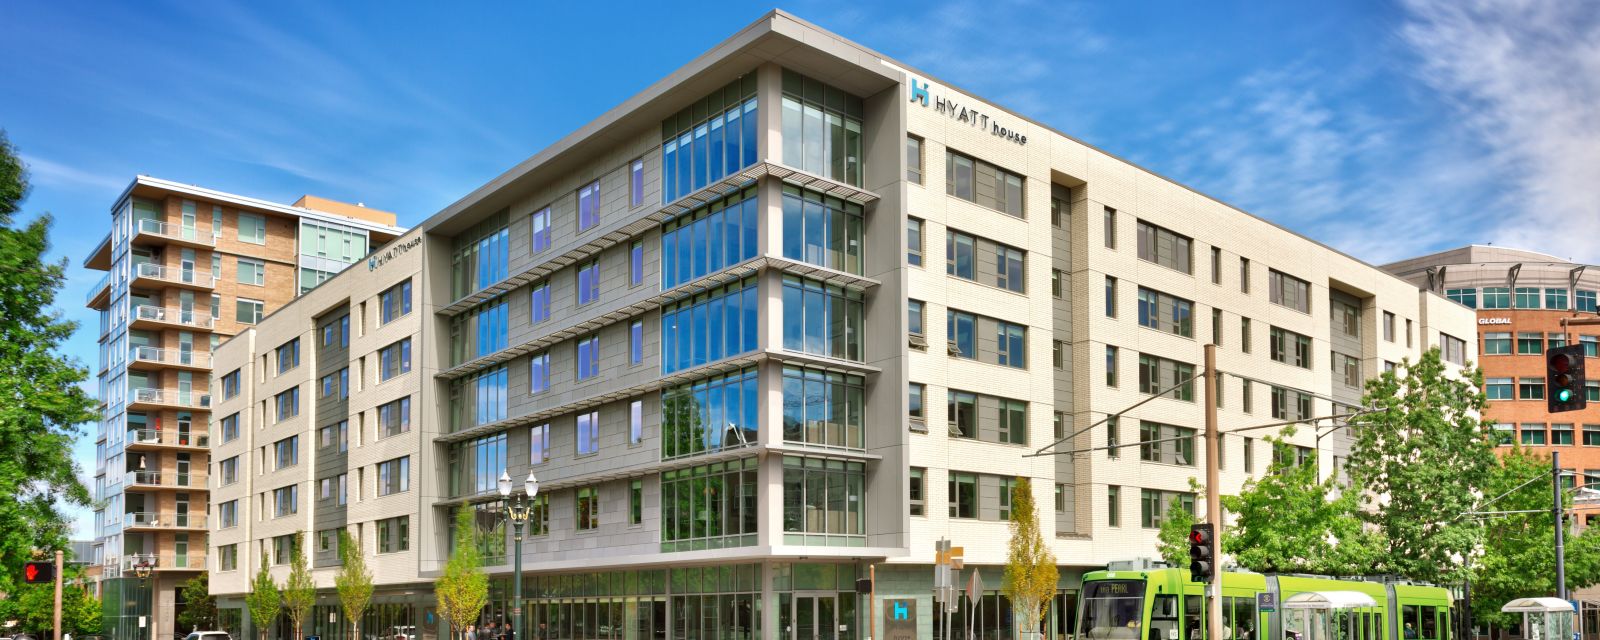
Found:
[630,321,644,365]
[662,278,758,374]
[630,241,644,286]
[948,310,975,358]
[661,367,759,459]
[529,353,550,394]
[452,212,510,299]
[578,181,600,231]
[661,79,758,204]
[781,365,866,450]
[661,186,758,289]
[782,275,864,362]
[530,283,550,324]
[577,261,600,305]
[530,207,551,253]
[577,336,600,380]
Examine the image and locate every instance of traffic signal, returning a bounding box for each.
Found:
[1547,344,1587,413]
[23,561,54,584]
[1189,523,1215,583]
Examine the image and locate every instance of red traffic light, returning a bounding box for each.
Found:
[1552,353,1573,373]
[22,561,53,584]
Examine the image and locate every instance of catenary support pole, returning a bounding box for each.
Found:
[1556,450,1568,601]
[53,549,63,640]
[1205,344,1223,640]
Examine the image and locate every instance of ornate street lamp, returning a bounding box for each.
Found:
[133,557,154,640]
[497,471,538,640]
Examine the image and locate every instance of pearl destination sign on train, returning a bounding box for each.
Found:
[907,77,1028,145]
[368,236,422,271]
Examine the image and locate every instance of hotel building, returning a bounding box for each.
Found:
[82,177,404,640]
[207,11,1476,640]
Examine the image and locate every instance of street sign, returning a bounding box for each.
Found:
[966,569,984,604]
[1257,593,1276,612]
[884,599,917,640]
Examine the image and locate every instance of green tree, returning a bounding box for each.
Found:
[1002,478,1059,639]
[247,554,281,640]
[1347,347,1495,583]
[0,130,99,596]
[282,533,317,640]
[437,508,489,640]
[1471,447,1600,629]
[177,573,218,632]
[335,530,372,640]
[1156,492,1200,569]
[1222,433,1382,575]
[0,565,102,634]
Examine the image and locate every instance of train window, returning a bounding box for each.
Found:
[1362,612,1374,640]
[1377,614,1384,640]
[1185,595,1205,640]
[1152,595,1181,640]
[1403,606,1420,639]
[1232,598,1257,640]
[1421,607,1438,640]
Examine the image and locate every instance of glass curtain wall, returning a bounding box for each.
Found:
[661,186,759,289]
[661,277,759,374]
[452,211,511,299]
[661,76,759,204]
[661,367,759,459]
[781,185,863,274]
[780,69,864,186]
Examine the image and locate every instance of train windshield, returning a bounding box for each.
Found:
[1080,580,1147,640]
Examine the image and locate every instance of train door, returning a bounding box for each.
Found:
[1152,594,1182,640]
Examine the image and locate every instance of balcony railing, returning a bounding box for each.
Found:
[130,387,211,409]
[127,428,209,448]
[85,271,113,305]
[124,470,209,489]
[129,346,212,368]
[118,553,207,572]
[125,512,207,529]
[132,305,213,329]
[135,219,215,246]
[133,263,217,288]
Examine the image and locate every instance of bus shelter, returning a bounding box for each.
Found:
[1282,591,1379,640]
[1501,597,1575,640]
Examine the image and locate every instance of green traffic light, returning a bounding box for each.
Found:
[1559,389,1573,402]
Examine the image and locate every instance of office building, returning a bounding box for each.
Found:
[208,11,1475,640]
[83,176,404,640]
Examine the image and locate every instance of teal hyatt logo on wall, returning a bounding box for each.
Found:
[906,76,1027,145]
[369,236,422,271]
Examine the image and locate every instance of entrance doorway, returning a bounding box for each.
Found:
[791,592,846,640]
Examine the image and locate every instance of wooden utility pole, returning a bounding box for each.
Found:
[53,549,63,640]
[1204,344,1223,640]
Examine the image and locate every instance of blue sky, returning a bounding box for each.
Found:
[2,0,1596,539]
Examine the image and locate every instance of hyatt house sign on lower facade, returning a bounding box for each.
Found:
[205,9,1474,640]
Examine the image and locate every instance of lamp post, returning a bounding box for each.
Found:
[133,557,154,640]
[497,472,538,640]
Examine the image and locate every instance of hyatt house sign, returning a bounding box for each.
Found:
[369,236,422,271]
[907,77,1028,145]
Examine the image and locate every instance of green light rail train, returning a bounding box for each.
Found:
[1078,568,1456,640]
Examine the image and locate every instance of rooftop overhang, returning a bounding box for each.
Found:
[83,232,112,271]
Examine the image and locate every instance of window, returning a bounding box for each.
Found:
[629,158,645,208]
[906,217,924,266]
[576,335,600,380]
[996,245,1026,293]
[530,282,550,324]
[948,471,979,519]
[1051,184,1069,227]
[999,477,1018,520]
[1550,332,1568,349]
[1136,221,1194,274]
[273,485,298,517]
[1053,340,1065,369]
[630,479,643,525]
[377,456,409,496]
[661,367,759,459]
[576,486,600,530]
[211,294,221,320]
[1332,300,1360,338]
[1055,484,1067,514]
[1139,421,1196,466]
[908,300,925,336]
[530,206,552,254]
[948,309,975,358]
[1442,333,1467,364]
[451,297,509,364]
[1269,327,1313,369]
[1107,486,1121,527]
[662,186,759,288]
[1518,332,1544,354]
[1549,288,1572,310]
[1522,424,1547,446]
[218,544,239,572]
[1212,308,1223,346]
[630,320,644,365]
[947,391,978,439]
[219,457,238,486]
[320,314,350,348]
[379,397,411,437]
[1240,317,1252,353]
[630,399,644,444]
[909,468,926,516]
[1105,276,1117,318]
[222,369,240,400]
[1482,286,1511,309]
[1211,247,1222,284]
[530,423,551,465]
[1244,438,1255,473]
[577,180,601,231]
[379,279,413,324]
[1106,346,1119,387]
[1243,381,1254,413]
[379,338,412,381]
[629,240,645,286]
[275,388,300,422]
[577,260,600,305]
[946,150,1024,216]
[1270,386,1314,421]
[906,136,923,183]
[997,321,1027,369]
[1268,269,1311,313]
[1106,417,1120,459]
[219,500,237,529]
[530,352,552,396]
[660,458,758,549]
[1484,332,1512,355]
[377,516,409,553]
[1239,258,1251,294]
[1447,288,1478,308]
[1486,377,1514,400]
[1553,423,1575,446]
[1521,378,1546,400]
[661,277,758,373]
[220,413,240,443]
[782,365,867,449]
[236,298,264,324]
[783,276,864,361]
[1580,290,1599,313]
[1139,354,1196,401]
[576,410,600,456]
[781,70,863,186]
[1494,424,1518,447]
[237,257,265,286]
[1104,208,1116,249]
[1335,353,1361,388]
[999,398,1028,445]
[1140,489,1194,529]
[276,338,300,374]
[1052,269,1064,298]
[238,212,266,244]
[1516,287,1542,309]
[909,383,926,425]
[946,230,975,280]
[1383,311,1396,342]
[1584,335,1599,357]
[1585,425,1600,446]
[1137,287,1194,337]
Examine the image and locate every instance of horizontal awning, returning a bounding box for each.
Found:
[1502,597,1574,614]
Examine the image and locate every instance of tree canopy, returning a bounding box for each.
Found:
[1002,478,1059,637]
[335,530,372,640]
[1471,447,1600,628]
[438,507,490,640]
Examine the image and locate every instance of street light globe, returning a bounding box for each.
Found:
[524,472,539,498]
[497,471,513,497]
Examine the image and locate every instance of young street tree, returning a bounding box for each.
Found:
[0,565,102,634]
[1347,348,1496,583]
[177,573,218,633]
[247,554,282,640]
[0,130,99,596]
[1222,433,1381,575]
[1156,490,1200,569]
[1471,447,1600,629]
[1002,478,1059,640]
[283,532,317,640]
[336,530,373,640]
[438,508,489,640]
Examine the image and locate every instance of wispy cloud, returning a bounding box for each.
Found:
[19,154,124,192]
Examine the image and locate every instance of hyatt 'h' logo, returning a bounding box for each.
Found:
[905,76,1027,145]
[909,79,930,107]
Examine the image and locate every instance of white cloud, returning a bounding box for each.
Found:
[20,154,125,192]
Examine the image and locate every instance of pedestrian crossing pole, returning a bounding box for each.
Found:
[1204,344,1224,640]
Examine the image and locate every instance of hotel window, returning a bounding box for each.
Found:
[661,367,758,459]
[1554,423,1575,446]
[221,413,239,443]
[222,369,240,400]
[630,320,644,365]
[529,351,550,394]
[662,186,759,289]
[629,158,645,208]
[529,423,550,464]
[238,212,266,244]
[1482,286,1511,309]
[1548,288,1570,310]
[1269,327,1313,369]
[219,500,237,529]
[1211,247,1222,284]
[1335,353,1361,388]
[1486,378,1514,400]
[379,279,413,325]
[1140,421,1196,466]
[1270,386,1313,421]
[1239,258,1251,294]
[1243,381,1254,413]
[1139,354,1195,401]
[661,277,758,373]
[1137,287,1194,337]
[1141,489,1194,529]
[630,399,644,444]
[452,213,510,298]
[275,388,300,422]
[907,136,924,183]
[576,486,600,530]
[908,300,925,336]
[219,457,238,486]
[782,69,863,186]
[1106,346,1119,387]
[999,398,1028,445]
[630,479,643,525]
[1269,269,1311,313]
[577,180,601,231]
[1484,332,1512,355]
[237,257,265,286]
[1104,208,1117,249]
[1053,269,1064,298]
[948,391,978,439]
[1585,425,1600,446]
[1446,288,1478,308]
[999,477,1018,520]
[1520,378,1546,400]
[948,471,978,519]
[576,410,600,456]
[1581,290,1599,313]
[1212,309,1223,345]
[530,206,551,254]
[1055,484,1067,514]
[379,338,412,381]
[273,486,297,518]
[212,294,221,320]
[1136,221,1194,274]
[378,456,409,496]
[1518,332,1544,355]
[379,397,411,437]
[1515,287,1542,309]
[996,245,1026,293]
[1383,311,1396,342]
[530,282,550,324]
[909,468,926,516]
[1107,417,1120,459]
[1522,424,1547,446]
[1054,412,1065,439]
[909,383,926,427]
[1584,335,1599,357]
[1240,317,1252,354]
[576,335,600,380]
[277,338,300,373]
[1105,276,1118,318]
[577,260,600,305]
[782,456,866,542]
[1053,340,1065,369]
[629,240,645,286]
[1244,438,1255,473]
[236,298,263,324]
[377,516,409,553]
[660,459,757,550]
[783,185,864,274]
[947,230,975,279]
[782,365,867,450]
[452,367,507,428]
[997,321,1027,369]
[906,217,924,266]
[783,276,863,361]
[450,297,509,364]
[947,150,1024,217]
[448,432,506,497]
[1107,486,1121,527]
[274,435,299,470]
[662,76,758,203]
[948,309,975,358]
[1051,184,1070,227]
[319,370,348,399]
